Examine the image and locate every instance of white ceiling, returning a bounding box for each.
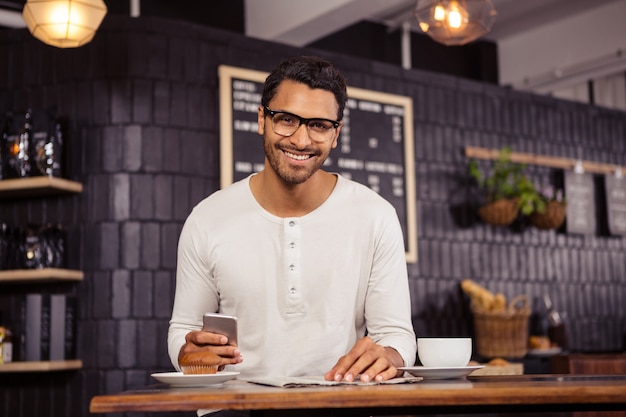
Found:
[245,0,626,95]
[245,0,617,46]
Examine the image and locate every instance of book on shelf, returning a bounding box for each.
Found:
[25,293,42,361]
[18,293,77,362]
[64,296,76,360]
[49,294,65,361]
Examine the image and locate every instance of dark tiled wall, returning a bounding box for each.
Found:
[1,15,625,417]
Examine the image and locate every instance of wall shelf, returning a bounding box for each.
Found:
[0,360,82,373]
[0,177,83,199]
[465,146,625,175]
[0,268,84,284]
[0,178,84,373]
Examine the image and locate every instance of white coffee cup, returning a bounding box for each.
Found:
[417,337,472,368]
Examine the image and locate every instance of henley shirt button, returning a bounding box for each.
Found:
[289,242,296,248]
[289,287,296,294]
[289,220,296,227]
[289,264,295,271]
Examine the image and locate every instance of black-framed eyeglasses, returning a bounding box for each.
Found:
[263,106,340,143]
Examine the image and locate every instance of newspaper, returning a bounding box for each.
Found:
[245,375,422,388]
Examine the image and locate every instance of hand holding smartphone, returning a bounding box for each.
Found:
[202,313,238,346]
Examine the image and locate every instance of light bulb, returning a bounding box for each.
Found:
[446,1,466,30]
[47,4,77,39]
[433,4,446,21]
[448,10,462,28]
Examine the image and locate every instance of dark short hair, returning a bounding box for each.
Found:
[261,56,348,121]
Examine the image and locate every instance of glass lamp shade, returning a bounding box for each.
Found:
[22,0,107,48]
[414,0,497,46]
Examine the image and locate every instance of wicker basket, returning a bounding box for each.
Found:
[472,295,531,359]
[477,198,519,226]
[529,200,566,230]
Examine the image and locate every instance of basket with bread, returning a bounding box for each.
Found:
[461,279,531,359]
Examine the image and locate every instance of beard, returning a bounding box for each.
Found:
[263,140,329,186]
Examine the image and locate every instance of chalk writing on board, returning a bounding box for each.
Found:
[218,65,417,262]
[564,171,596,235]
[605,175,626,235]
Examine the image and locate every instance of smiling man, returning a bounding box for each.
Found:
[168,55,416,417]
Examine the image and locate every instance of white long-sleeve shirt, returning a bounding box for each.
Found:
[168,174,416,379]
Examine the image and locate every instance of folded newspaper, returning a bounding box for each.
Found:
[246,375,422,388]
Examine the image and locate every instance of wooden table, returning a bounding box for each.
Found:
[90,374,626,416]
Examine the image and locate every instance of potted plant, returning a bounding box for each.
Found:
[468,148,544,226]
[528,186,566,230]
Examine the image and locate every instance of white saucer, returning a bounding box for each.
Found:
[398,366,484,380]
[151,371,239,387]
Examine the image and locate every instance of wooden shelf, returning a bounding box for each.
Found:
[0,176,83,198]
[0,360,82,373]
[0,268,84,284]
[465,146,625,175]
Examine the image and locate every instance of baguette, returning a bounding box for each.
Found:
[461,279,501,311]
[492,293,507,312]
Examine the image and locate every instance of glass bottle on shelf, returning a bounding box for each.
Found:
[6,109,32,178]
[0,309,13,364]
[0,223,9,269]
[0,115,7,180]
[542,294,569,350]
[0,113,15,180]
[35,117,63,177]
[0,325,13,364]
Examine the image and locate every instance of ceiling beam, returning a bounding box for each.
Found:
[0,8,24,28]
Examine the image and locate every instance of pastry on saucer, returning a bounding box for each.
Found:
[179,351,221,375]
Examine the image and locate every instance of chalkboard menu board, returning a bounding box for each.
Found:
[605,174,626,235]
[218,65,417,262]
[564,171,596,235]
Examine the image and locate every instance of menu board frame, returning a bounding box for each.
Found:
[218,65,417,263]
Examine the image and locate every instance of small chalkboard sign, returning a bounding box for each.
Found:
[218,65,417,262]
[564,171,596,235]
[605,174,626,235]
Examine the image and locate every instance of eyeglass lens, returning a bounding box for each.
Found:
[270,111,336,142]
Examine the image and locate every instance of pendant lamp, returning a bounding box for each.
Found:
[22,0,107,48]
[414,0,497,46]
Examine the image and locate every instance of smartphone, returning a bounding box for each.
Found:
[202,313,238,346]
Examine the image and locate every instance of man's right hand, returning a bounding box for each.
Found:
[178,330,243,370]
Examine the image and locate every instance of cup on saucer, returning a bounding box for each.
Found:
[417,337,472,368]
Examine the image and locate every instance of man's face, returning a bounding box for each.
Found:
[257,80,341,185]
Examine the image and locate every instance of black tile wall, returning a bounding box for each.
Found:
[1,15,625,417]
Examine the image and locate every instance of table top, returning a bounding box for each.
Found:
[89,374,626,415]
